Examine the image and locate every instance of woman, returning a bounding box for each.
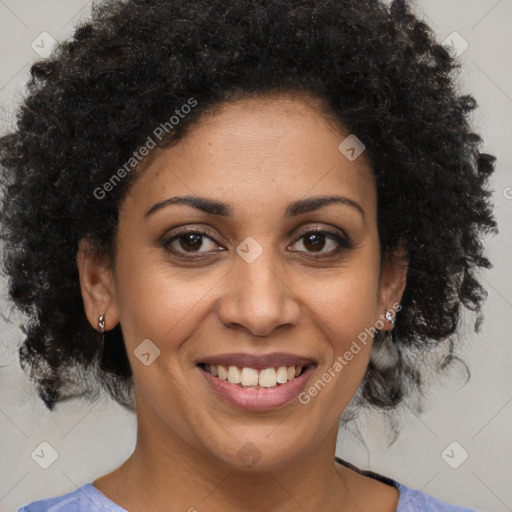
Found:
[0,0,496,510]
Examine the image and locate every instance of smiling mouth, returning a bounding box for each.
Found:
[198,363,311,389]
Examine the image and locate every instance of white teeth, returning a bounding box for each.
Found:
[276,366,288,383]
[204,364,308,387]
[259,368,277,387]
[227,366,241,384]
[240,367,259,386]
[217,365,228,380]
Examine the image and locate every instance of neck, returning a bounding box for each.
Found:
[95,411,357,512]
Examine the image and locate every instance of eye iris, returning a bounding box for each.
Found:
[180,233,203,251]
[304,233,325,252]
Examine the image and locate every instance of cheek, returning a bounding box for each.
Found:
[113,252,219,352]
[112,260,215,417]
[300,250,380,406]
[310,254,381,346]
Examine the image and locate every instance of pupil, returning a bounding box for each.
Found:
[305,233,325,252]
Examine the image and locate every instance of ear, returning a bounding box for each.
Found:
[76,237,119,332]
[376,246,408,331]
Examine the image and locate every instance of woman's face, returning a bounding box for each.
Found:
[79,93,406,471]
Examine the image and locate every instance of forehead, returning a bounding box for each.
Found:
[122,93,376,221]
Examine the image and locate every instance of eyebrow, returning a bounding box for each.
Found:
[145,194,366,222]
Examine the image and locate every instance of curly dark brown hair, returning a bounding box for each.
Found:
[0,0,497,413]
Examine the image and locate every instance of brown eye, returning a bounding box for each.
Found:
[302,232,327,252]
[178,233,204,252]
[289,228,351,256]
[163,230,220,255]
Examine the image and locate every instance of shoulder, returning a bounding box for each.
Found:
[394,480,481,512]
[17,486,82,512]
[17,483,126,512]
[335,457,481,512]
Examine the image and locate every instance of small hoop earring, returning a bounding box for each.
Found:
[97,312,106,362]
[98,312,106,333]
[385,309,395,328]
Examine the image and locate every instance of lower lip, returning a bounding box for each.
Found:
[198,365,315,411]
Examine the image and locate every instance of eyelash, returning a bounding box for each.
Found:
[162,227,352,259]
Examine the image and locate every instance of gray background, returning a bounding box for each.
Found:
[0,1,511,511]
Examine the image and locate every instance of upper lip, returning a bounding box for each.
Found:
[197,352,316,370]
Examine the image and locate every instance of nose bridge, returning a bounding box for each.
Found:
[238,252,282,301]
[217,239,300,336]
[235,234,281,292]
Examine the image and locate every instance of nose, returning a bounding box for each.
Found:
[216,251,301,337]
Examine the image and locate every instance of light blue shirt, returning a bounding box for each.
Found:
[18,480,481,511]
